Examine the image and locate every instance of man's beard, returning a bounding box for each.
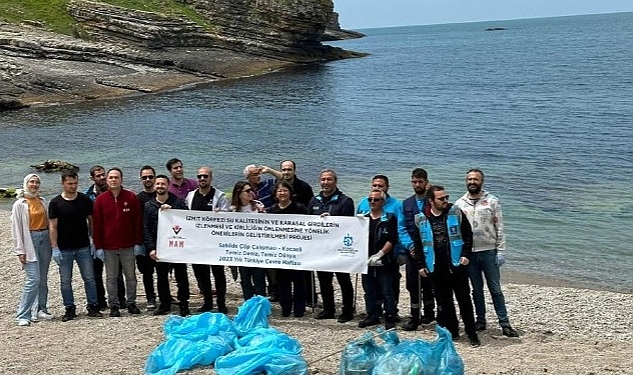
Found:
[468,184,481,194]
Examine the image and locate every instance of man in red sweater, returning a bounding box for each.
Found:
[93,167,144,317]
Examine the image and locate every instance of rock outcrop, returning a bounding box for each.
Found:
[322,12,365,41]
[0,0,365,110]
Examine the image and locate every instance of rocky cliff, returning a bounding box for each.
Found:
[0,0,364,110]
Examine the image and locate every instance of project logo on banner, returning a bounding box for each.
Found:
[157,210,370,274]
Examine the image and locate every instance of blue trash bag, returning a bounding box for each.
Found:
[339,331,387,375]
[165,312,237,340]
[144,312,238,375]
[215,328,308,375]
[232,296,272,336]
[236,327,303,354]
[371,340,433,375]
[428,326,464,375]
[145,333,235,375]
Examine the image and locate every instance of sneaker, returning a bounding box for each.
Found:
[475,321,487,331]
[62,306,77,322]
[196,303,213,313]
[17,319,30,326]
[468,333,481,347]
[146,299,156,310]
[502,325,520,338]
[314,310,335,320]
[420,315,435,325]
[37,310,54,321]
[154,304,171,315]
[30,316,39,323]
[358,317,381,328]
[86,305,103,318]
[337,313,353,323]
[110,306,121,317]
[402,318,419,331]
[127,304,141,315]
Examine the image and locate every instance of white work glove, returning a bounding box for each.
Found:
[95,249,105,262]
[497,252,506,267]
[367,250,385,266]
[52,247,62,266]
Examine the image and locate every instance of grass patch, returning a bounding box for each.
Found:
[0,0,213,36]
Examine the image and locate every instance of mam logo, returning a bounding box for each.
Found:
[172,225,182,235]
[343,233,354,247]
[168,239,185,248]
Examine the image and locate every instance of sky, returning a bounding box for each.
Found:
[333,0,633,29]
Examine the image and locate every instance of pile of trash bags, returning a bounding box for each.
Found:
[145,296,308,375]
[339,326,464,375]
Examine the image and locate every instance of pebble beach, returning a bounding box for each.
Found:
[1,209,632,374]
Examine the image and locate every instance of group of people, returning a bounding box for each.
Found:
[10,158,519,348]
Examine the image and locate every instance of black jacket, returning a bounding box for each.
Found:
[143,193,187,251]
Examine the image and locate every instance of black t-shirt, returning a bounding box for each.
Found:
[48,193,93,249]
[190,188,216,211]
[428,213,450,272]
[137,191,156,209]
[268,201,307,215]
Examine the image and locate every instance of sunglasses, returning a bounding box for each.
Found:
[141,175,154,180]
[197,174,209,179]
[436,195,450,201]
[368,197,383,203]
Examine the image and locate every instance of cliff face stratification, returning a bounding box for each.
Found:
[0,0,364,110]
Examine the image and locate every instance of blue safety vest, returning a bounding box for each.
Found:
[415,205,464,273]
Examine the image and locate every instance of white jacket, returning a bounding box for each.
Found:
[11,197,48,262]
[454,191,506,253]
[185,188,230,212]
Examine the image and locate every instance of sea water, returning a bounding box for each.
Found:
[1,12,632,292]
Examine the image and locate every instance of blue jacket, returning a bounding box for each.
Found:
[412,204,473,273]
[357,194,411,256]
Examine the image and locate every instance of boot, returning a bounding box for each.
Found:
[179,302,190,317]
[402,308,420,331]
[197,298,213,313]
[87,304,103,318]
[62,306,77,322]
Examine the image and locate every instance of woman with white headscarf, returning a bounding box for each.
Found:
[10,173,54,326]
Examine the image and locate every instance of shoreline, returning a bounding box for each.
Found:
[1,209,632,374]
[0,207,628,296]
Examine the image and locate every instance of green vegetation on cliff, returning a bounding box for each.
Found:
[1,0,209,35]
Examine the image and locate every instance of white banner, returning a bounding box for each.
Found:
[156,210,369,274]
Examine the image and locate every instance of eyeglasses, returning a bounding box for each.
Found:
[141,175,154,180]
[242,188,253,193]
[197,174,209,179]
[435,195,450,201]
[368,197,383,203]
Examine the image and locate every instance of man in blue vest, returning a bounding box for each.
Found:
[356,175,411,320]
[412,185,480,347]
[401,168,436,331]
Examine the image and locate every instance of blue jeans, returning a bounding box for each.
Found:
[16,230,52,321]
[59,246,98,307]
[362,266,397,319]
[468,249,510,326]
[104,248,137,307]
